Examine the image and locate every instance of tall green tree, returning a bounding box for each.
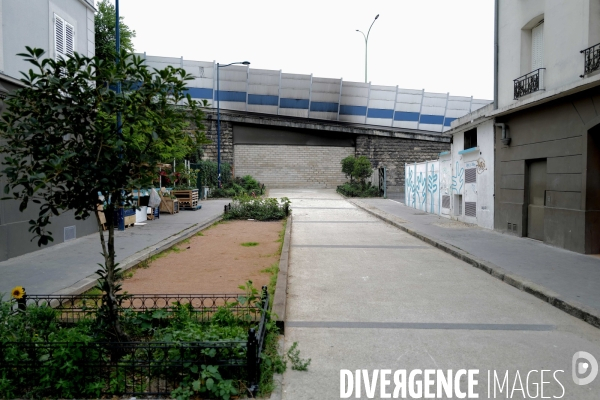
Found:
[0,47,208,340]
[95,0,136,65]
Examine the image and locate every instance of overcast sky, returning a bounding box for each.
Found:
[113,0,494,100]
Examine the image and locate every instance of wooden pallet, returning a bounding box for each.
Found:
[180,201,201,211]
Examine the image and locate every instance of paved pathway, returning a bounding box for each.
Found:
[272,189,600,400]
[0,199,229,296]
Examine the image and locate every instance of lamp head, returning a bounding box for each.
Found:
[242,61,250,65]
[375,14,379,20]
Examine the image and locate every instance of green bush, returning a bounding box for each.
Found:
[208,174,265,199]
[223,197,291,221]
[193,160,232,189]
[353,156,373,183]
[341,155,356,181]
[336,181,380,198]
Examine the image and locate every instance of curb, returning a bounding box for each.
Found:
[272,214,292,332]
[348,199,600,329]
[52,214,224,296]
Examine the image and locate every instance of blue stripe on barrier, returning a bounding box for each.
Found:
[339,105,367,116]
[367,108,394,119]
[310,101,339,112]
[185,87,213,99]
[248,94,279,106]
[419,114,444,124]
[394,111,420,122]
[280,98,309,109]
[215,90,247,102]
[444,117,457,127]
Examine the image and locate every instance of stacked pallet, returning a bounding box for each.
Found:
[172,189,201,210]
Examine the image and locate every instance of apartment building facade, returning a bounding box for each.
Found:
[0,0,97,261]
[493,0,600,253]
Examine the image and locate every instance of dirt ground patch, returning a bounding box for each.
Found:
[121,220,284,294]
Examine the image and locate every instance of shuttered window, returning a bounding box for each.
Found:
[55,14,75,60]
[532,21,544,70]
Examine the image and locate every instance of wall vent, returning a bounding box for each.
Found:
[508,223,512,231]
[513,223,517,232]
[465,202,477,217]
[465,168,477,183]
[64,226,76,242]
[442,195,450,209]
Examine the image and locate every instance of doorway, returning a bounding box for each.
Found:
[527,159,547,240]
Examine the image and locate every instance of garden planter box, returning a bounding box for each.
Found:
[113,208,136,227]
[159,197,179,214]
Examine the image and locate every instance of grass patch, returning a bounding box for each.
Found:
[241,242,259,247]
[195,231,204,236]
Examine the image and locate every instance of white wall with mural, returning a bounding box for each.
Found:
[404,119,494,229]
[447,119,494,229]
[405,160,441,215]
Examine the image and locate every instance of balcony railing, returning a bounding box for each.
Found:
[514,68,545,99]
[580,43,600,77]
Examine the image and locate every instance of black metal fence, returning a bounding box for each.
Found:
[17,293,261,323]
[2,289,269,398]
[581,43,600,77]
[514,68,545,99]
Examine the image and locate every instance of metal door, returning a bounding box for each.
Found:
[527,159,547,240]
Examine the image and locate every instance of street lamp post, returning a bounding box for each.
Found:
[216,61,250,188]
[116,0,125,231]
[356,14,379,83]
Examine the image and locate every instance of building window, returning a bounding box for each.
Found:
[464,128,477,150]
[531,20,544,71]
[55,14,75,60]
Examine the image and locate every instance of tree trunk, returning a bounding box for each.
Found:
[97,202,129,342]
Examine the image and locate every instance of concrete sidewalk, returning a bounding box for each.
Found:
[0,199,229,296]
[352,198,600,328]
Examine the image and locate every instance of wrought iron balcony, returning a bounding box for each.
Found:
[580,43,600,77]
[513,68,545,99]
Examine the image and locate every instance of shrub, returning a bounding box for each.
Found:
[194,160,232,189]
[209,174,265,199]
[353,156,373,183]
[336,182,380,197]
[341,155,356,181]
[223,197,291,221]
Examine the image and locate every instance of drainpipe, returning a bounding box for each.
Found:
[495,123,510,145]
[494,0,499,110]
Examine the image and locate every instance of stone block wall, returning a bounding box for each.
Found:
[203,119,233,165]
[356,135,451,193]
[234,145,354,188]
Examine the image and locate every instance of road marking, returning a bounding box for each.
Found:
[292,245,426,249]
[293,221,379,223]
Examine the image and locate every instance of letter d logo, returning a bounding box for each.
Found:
[572,351,598,385]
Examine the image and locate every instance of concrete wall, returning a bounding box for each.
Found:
[498,0,595,108]
[0,0,97,262]
[495,86,600,253]
[446,119,495,229]
[356,135,450,193]
[234,145,353,188]
[2,0,95,79]
[141,54,491,134]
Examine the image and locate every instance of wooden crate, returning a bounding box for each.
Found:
[159,197,179,214]
[172,189,199,210]
[124,215,136,227]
